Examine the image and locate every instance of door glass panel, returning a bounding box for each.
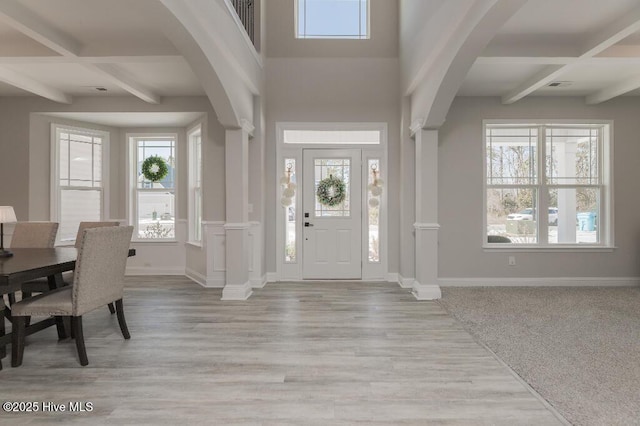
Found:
[314,158,350,217]
[367,159,380,262]
[284,158,297,262]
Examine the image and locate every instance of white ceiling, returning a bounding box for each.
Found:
[460,0,640,102]
[44,112,205,127]
[0,0,204,101]
[1,0,640,107]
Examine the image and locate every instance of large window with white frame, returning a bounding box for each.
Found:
[129,134,177,240]
[296,0,369,39]
[188,125,203,243]
[484,121,612,247]
[52,125,108,245]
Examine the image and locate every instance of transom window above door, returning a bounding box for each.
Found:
[296,0,369,39]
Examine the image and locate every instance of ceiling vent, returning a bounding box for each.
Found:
[80,86,108,92]
[548,81,572,87]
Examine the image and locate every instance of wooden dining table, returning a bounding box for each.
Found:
[1,247,135,366]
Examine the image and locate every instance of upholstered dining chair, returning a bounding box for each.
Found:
[21,221,120,314]
[5,222,59,306]
[0,305,4,371]
[11,226,134,367]
[10,221,59,249]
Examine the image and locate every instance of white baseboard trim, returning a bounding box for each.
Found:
[386,273,399,284]
[185,268,205,286]
[185,268,225,288]
[221,281,253,300]
[412,281,442,300]
[266,272,278,283]
[251,275,267,288]
[126,267,185,276]
[438,277,640,287]
[397,274,415,289]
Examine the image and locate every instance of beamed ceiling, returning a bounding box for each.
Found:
[1,0,640,105]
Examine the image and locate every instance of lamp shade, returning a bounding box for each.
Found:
[0,206,17,223]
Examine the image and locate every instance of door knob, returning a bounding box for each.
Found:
[304,222,314,227]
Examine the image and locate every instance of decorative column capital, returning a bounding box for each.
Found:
[409,118,426,137]
[239,118,255,137]
[413,222,440,230]
[224,222,251,230]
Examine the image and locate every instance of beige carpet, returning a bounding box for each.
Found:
[439,287,640,426]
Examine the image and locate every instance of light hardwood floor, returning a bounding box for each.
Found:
[1,278,565,425]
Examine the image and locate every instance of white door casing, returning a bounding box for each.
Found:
[302,149,362,279]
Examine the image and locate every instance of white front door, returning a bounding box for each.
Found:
[303,149,362,279]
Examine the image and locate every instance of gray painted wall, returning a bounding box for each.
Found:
[265,57,402,274]
[0,96,225,223]
[439,96,640,278]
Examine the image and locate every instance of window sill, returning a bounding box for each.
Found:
[483,244,616,253]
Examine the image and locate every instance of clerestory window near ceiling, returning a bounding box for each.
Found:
[295,0,369,39]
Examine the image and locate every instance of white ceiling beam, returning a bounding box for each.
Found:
[476,57,577,65]
[0,65,72,103]
[502,5,640,104]
[581,6,640,57]
[586,75,640,105]
[0,55,186,65]
[477,56,640,65]
[0,1,80,56]
[88,64,161,104]
[502,65,571,104]
[0,0,161,104]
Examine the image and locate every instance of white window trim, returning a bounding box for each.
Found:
[50,123,110,246]
[187,124,203,246]
[275,122,388,281]
[482,119,614,250]
[294,0,370,40]
[126,132,179,243]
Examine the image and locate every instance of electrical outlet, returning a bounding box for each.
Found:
[508,256,516,266]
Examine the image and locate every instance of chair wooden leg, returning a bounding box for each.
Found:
[0,307,5,360]
[11,316,26,367]
[54,316,67,340]
[7,293,16,306]
[115,299,130,340]
[71,316,88,366]
[108,303,116,314]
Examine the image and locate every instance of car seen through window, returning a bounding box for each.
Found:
[507,208,558,225]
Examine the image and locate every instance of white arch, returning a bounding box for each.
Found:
[406,0,527,129]
[160,0,263,128]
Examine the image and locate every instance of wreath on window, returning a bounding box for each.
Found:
[141,155,169,182]
[316,175,346,207]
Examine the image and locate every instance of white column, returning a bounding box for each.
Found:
[222,119,254,300]
[412,123,442,300]
[399,97,416,288]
